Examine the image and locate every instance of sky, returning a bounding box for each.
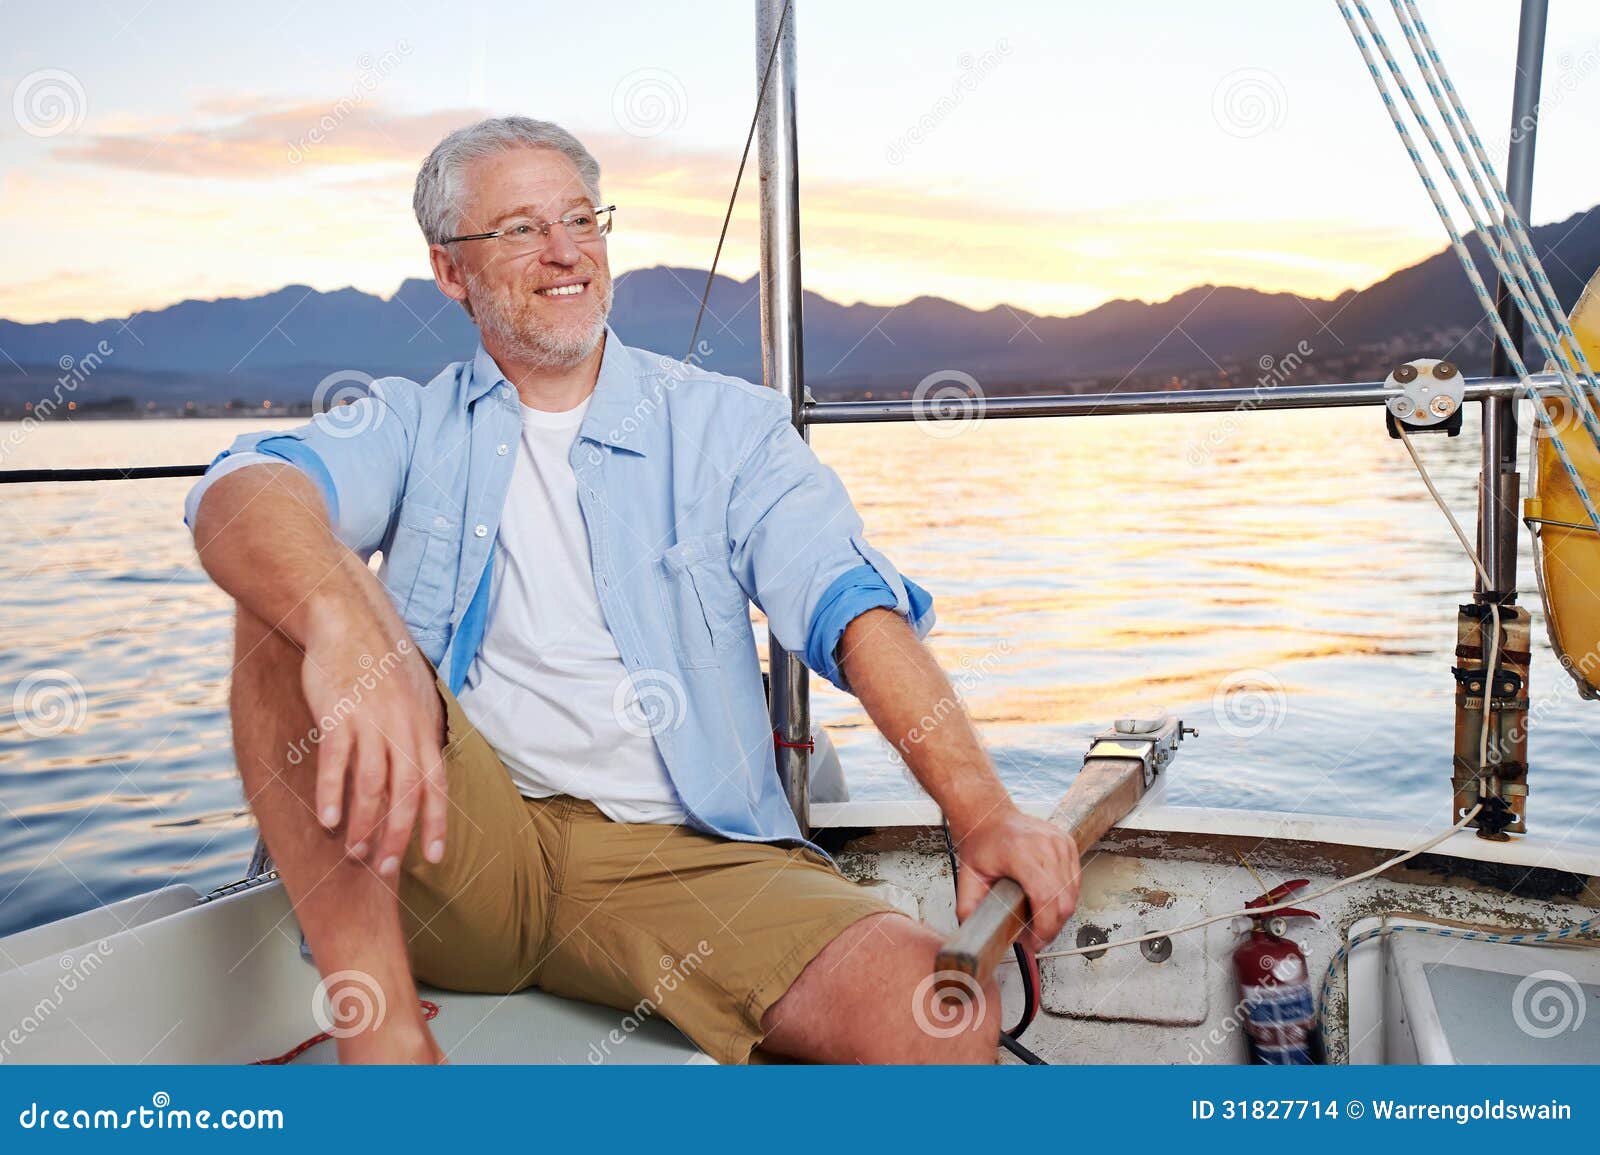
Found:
[3,0,1600,324]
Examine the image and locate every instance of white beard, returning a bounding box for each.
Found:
[469,274,613,370]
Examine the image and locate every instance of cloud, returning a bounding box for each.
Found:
[55,104,488,178]
[21,96,1443,322]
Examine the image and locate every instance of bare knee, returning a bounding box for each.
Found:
[889,919,1001,1063]
[908,968,1002,1064]
[766,913,1001,1064]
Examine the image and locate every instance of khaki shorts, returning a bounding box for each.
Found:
[397,676,897,1064]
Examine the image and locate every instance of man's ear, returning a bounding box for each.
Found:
[427,243,474,318]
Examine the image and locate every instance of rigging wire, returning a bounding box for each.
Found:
[1395,0,1600,415]
[3,2,793,486]
[1372,0,1600,443]
[1333,0,1600,534]
[685,0,792,362]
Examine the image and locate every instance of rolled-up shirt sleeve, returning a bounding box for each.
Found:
[182,385,414,559]
[726,401,935,693]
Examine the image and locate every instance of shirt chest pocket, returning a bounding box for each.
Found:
[656,532,752,669]
[386,501,461,632]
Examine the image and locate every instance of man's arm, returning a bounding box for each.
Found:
[193,463,447,876]
[838,607,1080,950]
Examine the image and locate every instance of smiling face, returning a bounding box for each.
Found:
[429,146,613,371]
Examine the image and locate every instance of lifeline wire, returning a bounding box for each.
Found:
[1032,803,1483,962]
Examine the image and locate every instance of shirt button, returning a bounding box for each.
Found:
[433,515,448,529]
[497,444,508,456]
[474,524,488,538]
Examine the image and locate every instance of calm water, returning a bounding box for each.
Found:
[2,412,1598,938]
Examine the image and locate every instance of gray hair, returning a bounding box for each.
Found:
[412,116,602,245]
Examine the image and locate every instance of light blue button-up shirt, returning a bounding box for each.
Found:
[187,329,934,844]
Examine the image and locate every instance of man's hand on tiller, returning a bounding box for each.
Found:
[950,806,1081,952]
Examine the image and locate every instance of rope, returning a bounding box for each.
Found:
[1394,424,1500,772]
[1335,0,1600,535]
[1028,421,1503,966]
[1317,915,1600,1063]
[250,998,439,1065]
[1032,804,1483,961]
[1395,0,1600,416]
[1376,0,1600,440]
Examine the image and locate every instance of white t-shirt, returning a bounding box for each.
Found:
[455,396,687,825]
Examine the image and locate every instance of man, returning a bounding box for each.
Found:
[188,116,1079,1064]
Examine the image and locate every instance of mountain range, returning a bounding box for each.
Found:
[2,204,1596,414]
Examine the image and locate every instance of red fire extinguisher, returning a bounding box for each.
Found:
[1233,879,1324,1065]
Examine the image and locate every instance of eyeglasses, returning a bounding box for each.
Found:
[441,205,615,253]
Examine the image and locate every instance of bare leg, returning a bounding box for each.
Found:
[759,913,1001,1064]
[230,606,442,1064]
